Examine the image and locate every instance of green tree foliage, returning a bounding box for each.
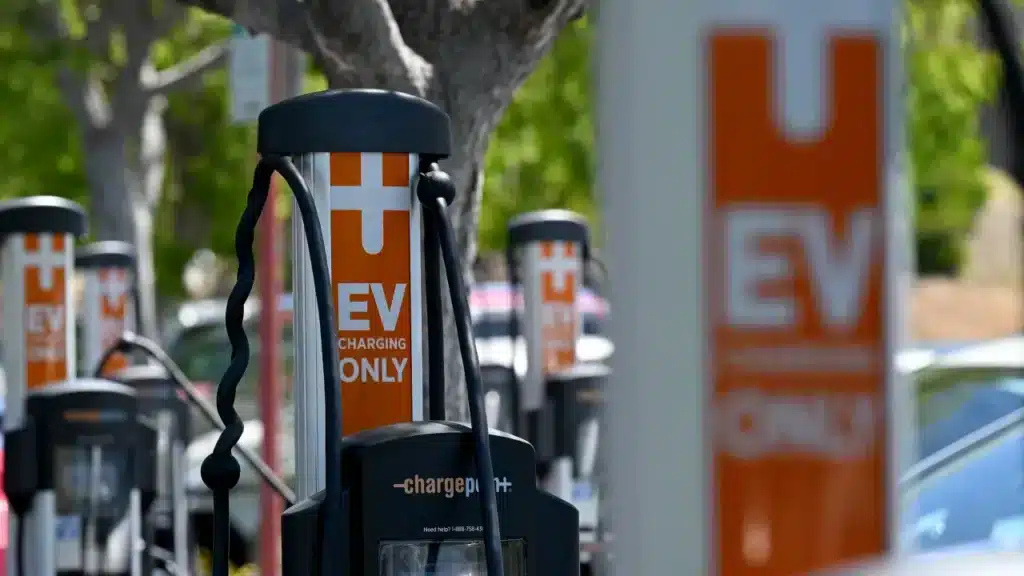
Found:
[0,25,88,204]
[157,13,254,300]
[479,18,595,253]
[906,0,1000,274]
[0,5,253,303]
[484,6,1000,277]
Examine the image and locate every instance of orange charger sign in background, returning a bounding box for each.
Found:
[97,268,132,374]
[538,240,580,374]
[23,233,70,389]
[706,30,890,575]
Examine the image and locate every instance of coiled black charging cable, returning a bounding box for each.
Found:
[199,154,344,576]
[418,160,505,576]
[93,332,296,506]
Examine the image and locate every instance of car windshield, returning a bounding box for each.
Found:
[166,321,297,402]
[903,371,1024,552]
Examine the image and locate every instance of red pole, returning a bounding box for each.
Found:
[257,37,284,576]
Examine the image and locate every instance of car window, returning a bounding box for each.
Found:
[904,428,1024,552]
[166,322,296,401]
[903,372,1024,552]
[916,369,1024,462]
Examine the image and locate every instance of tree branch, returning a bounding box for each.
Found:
[176,0,432,93]
[144,42,229,95]
[305,0,431,93]
[172,0,314,50]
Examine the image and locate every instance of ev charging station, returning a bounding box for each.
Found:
[505,210,590,428]
[1,196,88,576]
[597,0,907,574]
[1,197,157,576]
[23,380,157,576]
[114,364,192,575]
[198,90,580,576]
[75,242,137,377]
[505,211,605,563]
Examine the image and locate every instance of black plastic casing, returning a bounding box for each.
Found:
[543,364,607,471]
[3,419,38,513]
[24,379,154,576]
[282,422,579,576]
[26,380,143,496]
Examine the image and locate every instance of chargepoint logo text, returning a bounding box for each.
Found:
[393,475,513,499]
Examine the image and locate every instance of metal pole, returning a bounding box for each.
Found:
[257,38,289,576]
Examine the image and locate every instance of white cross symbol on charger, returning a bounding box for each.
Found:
[100,271,130,309]
[23,235,65,291]
[537,243,577,292]
[330,153,408,255]
[495,477,512,492]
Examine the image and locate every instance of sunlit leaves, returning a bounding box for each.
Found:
[480,18,596,252]
[905,0,999,272]
[0,2,252,299]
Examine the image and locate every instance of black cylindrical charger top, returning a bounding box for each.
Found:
[0,196,88,240]
[257,89,452,157]
[507,209,590,248]
[75,241,137,270]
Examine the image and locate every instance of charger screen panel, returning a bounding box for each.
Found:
[55,445,128,517]
[379,539,525,576]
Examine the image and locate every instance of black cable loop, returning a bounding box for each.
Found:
[199,160,273,576]
[199,154,344,576]
[417,161,506,576]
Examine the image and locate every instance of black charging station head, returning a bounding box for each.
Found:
[507,209,590,247]
[257,89,452,157]
[281,421,580,576]
[75,240,137,270]
[0,195,88,240]
[24,379,142,516]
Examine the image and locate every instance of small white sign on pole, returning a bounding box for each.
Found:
[229,25,270,124]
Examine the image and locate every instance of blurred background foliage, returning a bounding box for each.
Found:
[0,2,1015,303]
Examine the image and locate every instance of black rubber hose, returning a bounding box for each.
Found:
[266,155,346,576]
[424,211,447,421]
[200,154,343,576]
[419,165,505,576]
[93,332,296,506]
[201,159,273,576]
[16,520,26,576]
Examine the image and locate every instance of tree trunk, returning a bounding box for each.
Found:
[435,124,490,421]
[178,0,585,422]
[81,124,161,339]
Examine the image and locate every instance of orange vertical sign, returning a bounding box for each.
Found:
[23,233,69,389]
[331,152,417,436]
[98,268,131,374]
[538,241,579,373]
[707,32,888,575]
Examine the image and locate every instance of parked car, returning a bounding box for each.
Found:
[170,283,611,568]
[901,335,1024,553]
